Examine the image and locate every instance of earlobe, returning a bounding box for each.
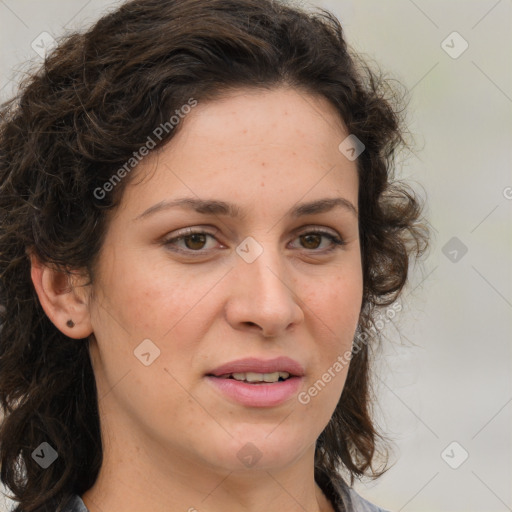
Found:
[29,253,93,339]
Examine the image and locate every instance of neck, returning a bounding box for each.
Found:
[81,430,334,512]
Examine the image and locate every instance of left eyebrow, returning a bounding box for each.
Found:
[134,196,358,221]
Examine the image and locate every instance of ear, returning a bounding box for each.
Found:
[29,252,94,339]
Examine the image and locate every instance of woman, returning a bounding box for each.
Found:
[0,1,429,511]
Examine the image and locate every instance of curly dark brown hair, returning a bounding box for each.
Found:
[0,0,429,510]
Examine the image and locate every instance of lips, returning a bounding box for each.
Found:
[206,356,305,378]
[205,356,305,407]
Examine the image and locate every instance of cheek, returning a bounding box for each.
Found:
[300,280,360,422]
[304,265,362,402]
[95,251,206,340]
[310,268,363,339]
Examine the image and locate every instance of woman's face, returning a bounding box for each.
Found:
[86,87,362,475]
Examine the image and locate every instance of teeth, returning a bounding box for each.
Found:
[230,371,290,383]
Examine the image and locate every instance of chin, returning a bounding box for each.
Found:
[205,429,311,472]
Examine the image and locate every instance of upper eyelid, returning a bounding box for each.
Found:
[167,225,342,241]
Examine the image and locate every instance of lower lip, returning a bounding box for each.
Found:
[205,376,303,407]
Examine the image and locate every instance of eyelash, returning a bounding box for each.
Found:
[162,228,346,256]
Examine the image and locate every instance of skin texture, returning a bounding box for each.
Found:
[30,87,363,512]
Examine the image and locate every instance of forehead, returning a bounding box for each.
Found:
[181,86,348,152]
[120,86,358,216]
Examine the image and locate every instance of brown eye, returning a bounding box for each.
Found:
[163,230,219,254]
[299,233,323,250]
[183,233,208,250]
[291,230,346,253]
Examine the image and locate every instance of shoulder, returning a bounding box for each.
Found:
[317,468,391,512]
[61,495,89,512]
[342,486,392,512]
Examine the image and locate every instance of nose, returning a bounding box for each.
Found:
[224,241,304,338]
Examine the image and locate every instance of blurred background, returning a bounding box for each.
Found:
[1,1,511,511]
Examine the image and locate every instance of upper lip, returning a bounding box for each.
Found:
[207,356,305,377]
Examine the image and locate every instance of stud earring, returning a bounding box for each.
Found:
[66,319,75,328]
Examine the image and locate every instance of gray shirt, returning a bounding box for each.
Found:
[61,470,389,512]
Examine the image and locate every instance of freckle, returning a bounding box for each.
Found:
[261,162,266,166]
